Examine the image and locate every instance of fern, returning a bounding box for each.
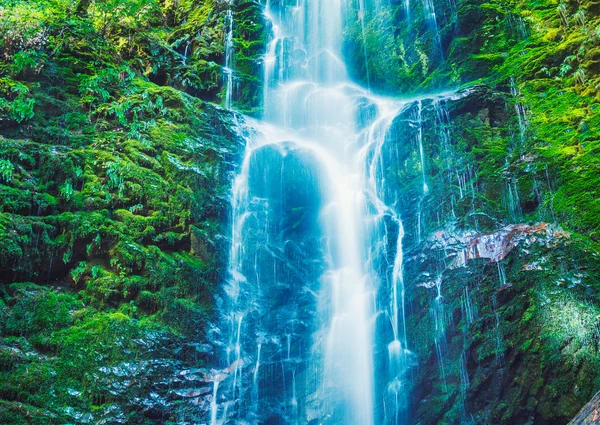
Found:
[71,261,88,283]
[59,181,74,201]
[0,159,14,182]
[10,95,35,122]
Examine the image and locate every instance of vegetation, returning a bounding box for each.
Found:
[0,0,266,422]
[346,0,600,238]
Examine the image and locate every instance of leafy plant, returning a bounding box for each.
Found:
[71,261,88,283]
[0,159,14,182]
[59,181,74,201]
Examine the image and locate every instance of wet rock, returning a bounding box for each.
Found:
[416,222,567,273]
[172,387,212,398]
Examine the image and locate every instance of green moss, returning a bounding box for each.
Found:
[0,0,247,422]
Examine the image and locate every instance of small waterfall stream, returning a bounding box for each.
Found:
[211,0,458,424]
[223,0,234,109]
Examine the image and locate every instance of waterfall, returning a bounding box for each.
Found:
[510,77,528,145]
[421,0,443,57]
[211,1,455,424]
[415,101,429,196]
[358,0,371,88]
[224,1,234,109]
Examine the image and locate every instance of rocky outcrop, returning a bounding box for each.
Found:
[379,86,600,425]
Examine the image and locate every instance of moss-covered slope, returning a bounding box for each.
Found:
[0,0,265,423]
[345,0,600,238]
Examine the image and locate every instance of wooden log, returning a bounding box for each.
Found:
[569,391,600,425]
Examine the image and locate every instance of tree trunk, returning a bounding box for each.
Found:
[569,391,600,425]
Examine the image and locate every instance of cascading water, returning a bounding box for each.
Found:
[421,0,443,56]
[357,0,371,89]
[223,0,234,109]
[210,1,456,424]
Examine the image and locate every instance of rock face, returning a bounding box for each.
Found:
[210,142,328,424]
[381,86,600,424]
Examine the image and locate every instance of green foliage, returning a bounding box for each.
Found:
[0,0,251,422]
[0,79,36,123]
[0,159,13,182]
[347,0,600,237]
[4,284,81,340]
[346,0,600,94]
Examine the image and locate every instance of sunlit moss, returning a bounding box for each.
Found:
[542,296,600,358]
